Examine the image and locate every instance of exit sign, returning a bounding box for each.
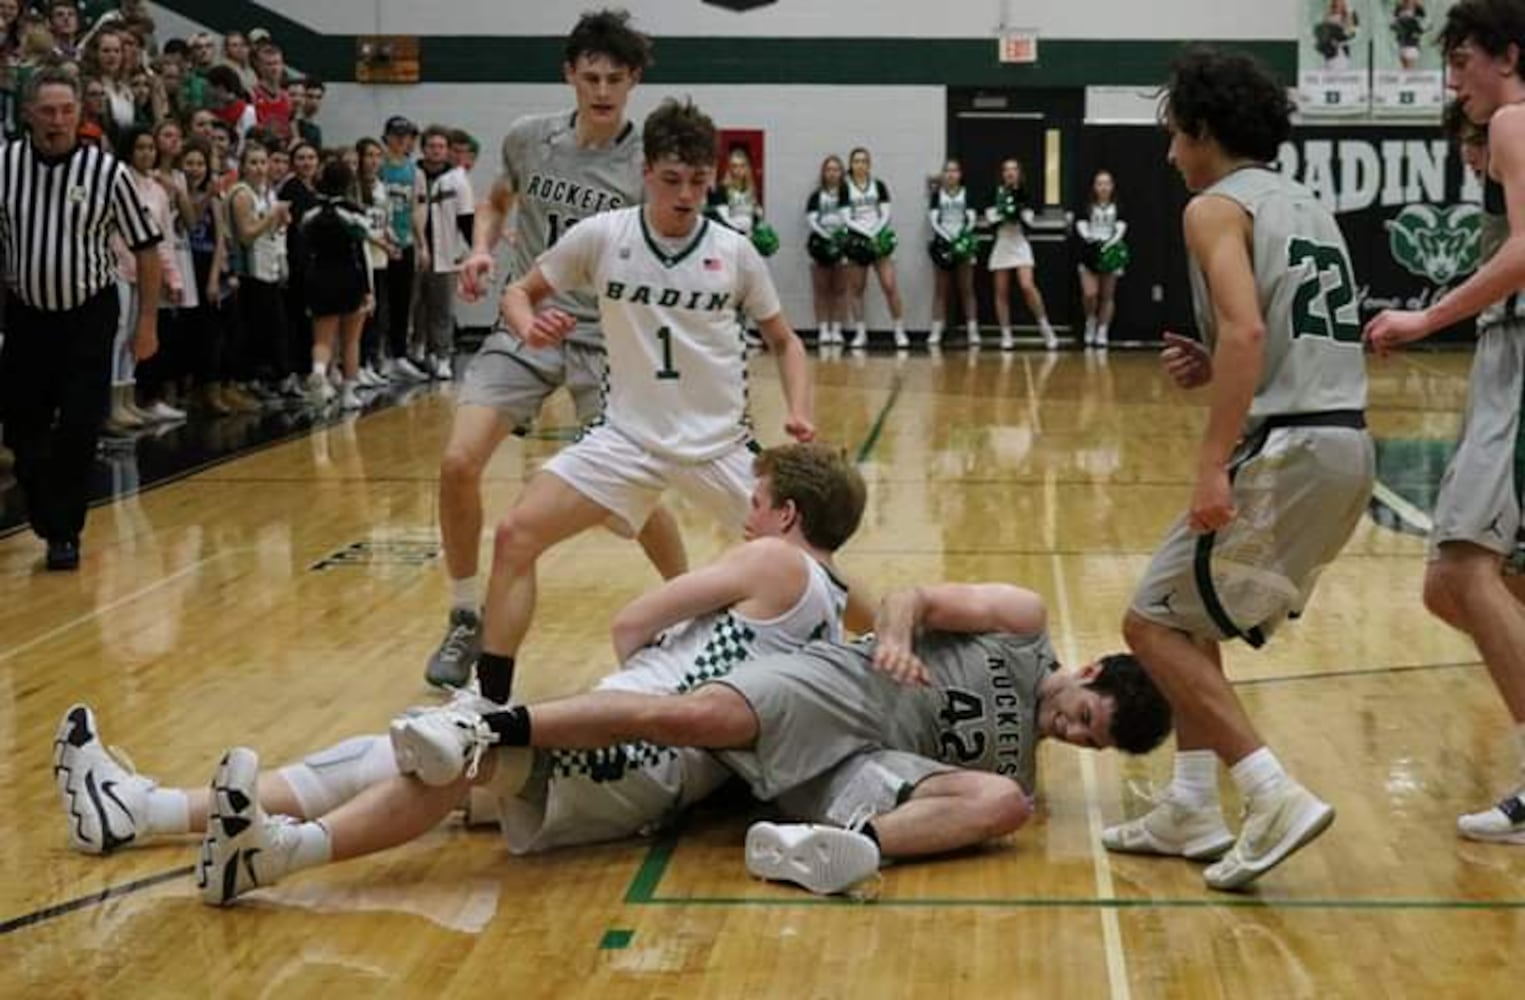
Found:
[998,31,1039,64]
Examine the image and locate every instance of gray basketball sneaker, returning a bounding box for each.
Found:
[425,607,482,689]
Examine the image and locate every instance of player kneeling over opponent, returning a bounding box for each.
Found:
[390,583,1173,896]
[52,444,864,904]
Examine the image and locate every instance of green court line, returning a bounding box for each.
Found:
[629,894,1525,912]
[623,834,679,904]
[854,374,906,463]
[599,928,636,950]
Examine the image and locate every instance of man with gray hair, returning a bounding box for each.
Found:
[0,68,162,569]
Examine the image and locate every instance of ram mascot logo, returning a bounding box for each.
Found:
[1385,204,1482,285]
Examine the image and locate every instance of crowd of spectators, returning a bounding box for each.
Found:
[0,0,481,434]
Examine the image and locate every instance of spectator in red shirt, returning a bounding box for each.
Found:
[252,41,292,144]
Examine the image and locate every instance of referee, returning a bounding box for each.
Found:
[0,68,162,571]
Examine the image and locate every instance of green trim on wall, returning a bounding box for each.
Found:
[153,2,1294,86]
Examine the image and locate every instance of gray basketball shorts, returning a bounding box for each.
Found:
[1130,418,1375,647]
[490,743,731,855]
[1431,323,1525,563]
[709,652,938,803]
[457,330,606,432]
[774,750,953,827]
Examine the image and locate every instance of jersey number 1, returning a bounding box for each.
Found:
[1287,238,1360,343]
[654,326,681,380]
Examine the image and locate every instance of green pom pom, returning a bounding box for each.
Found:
[874,227,898,258]
[751,222,780,257]
[1098,240,1130,273]
[951,231,977,263]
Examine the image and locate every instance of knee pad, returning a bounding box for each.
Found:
[277,734,398,817]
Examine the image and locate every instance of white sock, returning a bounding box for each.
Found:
[1168,750,1219,808]
[930,321,943,338]
[966,320,979,336]
[855,322,867,337]
[313,361,328,378]
[450,576,479,612]
[144,788,190,836]
[1039,318,1055,337]
[893,321,905,334]
[1000,325,1012,339]
[267,820,333,881]
[1229,747,1287,800]
[1097,324,1109,340]
[1085,318,1097,336]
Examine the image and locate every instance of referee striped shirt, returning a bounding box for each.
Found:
[0,137,161,312]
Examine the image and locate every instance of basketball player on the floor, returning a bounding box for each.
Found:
[52,444,864,903]
[425,9,687,690]
[386,582,1173,897]
[1366,1,1525,845]
[463,97,814,711]
[1102,47,1374,891]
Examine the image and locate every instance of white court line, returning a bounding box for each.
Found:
[1371,479,1434,536]
[1396,353,1468,382]
[1050,550,1131,1000]
[0,551,241,664]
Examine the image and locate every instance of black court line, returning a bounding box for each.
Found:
[1234,659,1483,688]
[0,865,194,936]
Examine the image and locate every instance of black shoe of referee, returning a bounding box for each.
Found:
[45,537,80,571]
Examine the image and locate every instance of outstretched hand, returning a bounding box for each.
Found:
[1161,331,1212,389]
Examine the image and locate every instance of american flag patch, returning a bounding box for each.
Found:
[703,257,722,271]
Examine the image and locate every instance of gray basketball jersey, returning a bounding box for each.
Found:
[1477,176,1523,331]
[502,110,644,346]
[804,630,1057,791]
[1189,166,1367,423]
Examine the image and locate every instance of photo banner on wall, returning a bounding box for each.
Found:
[1299,0,1373,116]
[1372,0,1451,116]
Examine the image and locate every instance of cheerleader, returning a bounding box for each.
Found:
[1075,169,1128,348]
[927,158,978,346]
[842,146,907,348]
[708,146,772,344]
[805,155,849,346]
[985,158,1057,350]
[709,145,760,236]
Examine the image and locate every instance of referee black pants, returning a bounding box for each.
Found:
[0,288,119,543]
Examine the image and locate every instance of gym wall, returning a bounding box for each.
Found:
[148,3,1466,341]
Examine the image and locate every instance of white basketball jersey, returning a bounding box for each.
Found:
[846,177,889,225]
[598,551,849,699]
[536,205,782,462]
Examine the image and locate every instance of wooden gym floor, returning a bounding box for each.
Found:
[1,348,1521,998]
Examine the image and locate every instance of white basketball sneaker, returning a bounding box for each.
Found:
[390,701,500,786]
[745,821,881,897]
[1457,790,1525,844]
[198,747,306,906]
[1101,793,1235,860]
[53,704,156,855]
[1203,779,1334,891]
